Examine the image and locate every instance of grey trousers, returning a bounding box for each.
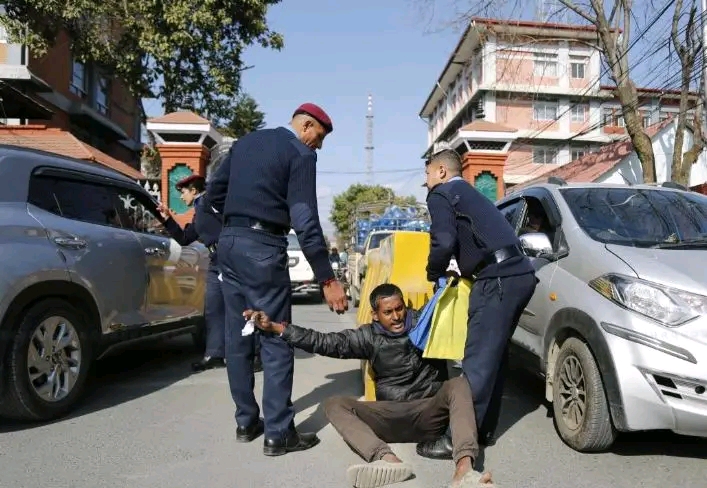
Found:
[323,376,479,464]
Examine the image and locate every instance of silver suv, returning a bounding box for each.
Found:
[500,180,707,452]
[0,145,208,421]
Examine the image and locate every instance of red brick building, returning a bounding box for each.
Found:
[0,27,143,176]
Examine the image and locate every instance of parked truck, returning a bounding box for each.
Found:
[346,202,429,307]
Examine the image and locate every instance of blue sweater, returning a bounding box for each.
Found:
[207,127,333,282]
[426,179,533,281]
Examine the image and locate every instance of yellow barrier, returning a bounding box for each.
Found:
[355,231,434,400]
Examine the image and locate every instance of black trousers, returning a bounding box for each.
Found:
[218,228,294,438]
[462,272,537,436]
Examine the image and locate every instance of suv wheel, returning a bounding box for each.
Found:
[0,299,93,421]
[552,337,617,452]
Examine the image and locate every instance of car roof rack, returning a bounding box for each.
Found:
[547,176,567,186]
[661,181,689,191]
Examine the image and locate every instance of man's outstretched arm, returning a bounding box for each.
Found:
[245,310,372,360]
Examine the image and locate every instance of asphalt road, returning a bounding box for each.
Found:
[1,302,706,488]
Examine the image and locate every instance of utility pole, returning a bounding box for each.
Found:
[365,94,374,185]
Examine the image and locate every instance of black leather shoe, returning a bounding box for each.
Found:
[191,356,226,372]
[253,355,263,373]
[263,430,320,456]
[479,431,496,447]
[236,419,264,442]
[416,434,453,460]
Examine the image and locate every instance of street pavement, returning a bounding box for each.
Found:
[1,301,706,487]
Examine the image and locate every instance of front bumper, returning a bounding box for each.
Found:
[599,306,707,437]
[291,281,320,296]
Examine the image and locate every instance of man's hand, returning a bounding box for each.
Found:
[322,280,348,314]
[156,202,173,220]
[243,309,285,334]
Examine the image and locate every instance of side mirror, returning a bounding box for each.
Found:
[519,232,553,258]
[355,245,364,254]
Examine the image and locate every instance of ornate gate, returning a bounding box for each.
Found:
[474,171,498,201]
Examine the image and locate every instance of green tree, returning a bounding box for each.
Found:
[220,93,266,139]
[330,184,417,245]
[0,0,283,122]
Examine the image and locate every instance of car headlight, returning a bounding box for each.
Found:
[588,273,707,327]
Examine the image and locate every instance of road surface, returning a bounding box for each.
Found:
[0,302,705,487]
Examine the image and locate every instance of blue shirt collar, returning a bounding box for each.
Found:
[448,176,464,182]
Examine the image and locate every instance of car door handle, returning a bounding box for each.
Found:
[53,236,87,249]
[145,247,167,256]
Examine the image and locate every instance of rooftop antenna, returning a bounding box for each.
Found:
[365,94,374,185]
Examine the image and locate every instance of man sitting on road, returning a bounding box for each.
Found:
[244,283,495,488]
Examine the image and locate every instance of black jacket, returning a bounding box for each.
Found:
[281,315,448,402]
[426,178,533,281]
[206,128,333,282]
[164,194,223,248]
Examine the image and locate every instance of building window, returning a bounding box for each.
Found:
[571,148,586,161]
[533,146,558,164]
[70,58,88,98]
[95,72,110,115]
[659,111,670,122]
[571,104,587,123]
[602,108,613,126]
[617,116,626,127]
[641,113,652,128]
[570,56,588,79]
[534,53,558,77]
[533,101,558,121]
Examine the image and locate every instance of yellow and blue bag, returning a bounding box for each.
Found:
[423,277,473,361]
[408,277,447,351]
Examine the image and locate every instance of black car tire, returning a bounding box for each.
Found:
[552,337,617,452]
[0,298,94,421]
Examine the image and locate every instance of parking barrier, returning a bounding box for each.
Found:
[355,231,433,400]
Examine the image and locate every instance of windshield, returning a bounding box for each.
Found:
[560,187,707,248]
[287,234,300,250]
[368,232,392,250]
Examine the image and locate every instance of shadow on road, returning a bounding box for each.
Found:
[0,335,200,433]
[295,369,363,434]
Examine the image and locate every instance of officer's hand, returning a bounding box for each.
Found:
[322,280,348,314]
[156,202,172,220]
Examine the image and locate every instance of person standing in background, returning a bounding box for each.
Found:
[206,103,348,456]
[158,174,263,373]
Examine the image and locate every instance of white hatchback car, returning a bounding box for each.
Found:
[287,231,323,301]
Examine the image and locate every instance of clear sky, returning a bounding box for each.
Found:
[145,0,683,238]
[236,0,461,237]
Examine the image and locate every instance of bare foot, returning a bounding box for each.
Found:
[381,453,404,463]
[452,456,473,483]
[450,469,494,487]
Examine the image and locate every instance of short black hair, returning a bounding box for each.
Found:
[369,283,404,311]
[427,149,462,176]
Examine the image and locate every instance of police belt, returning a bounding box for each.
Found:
[473,243,524,276]
[224,216,288,236]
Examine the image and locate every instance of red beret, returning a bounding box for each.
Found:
[175,174,205,190]
[293,103,333,134]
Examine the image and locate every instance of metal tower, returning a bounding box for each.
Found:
[365,94,374,185]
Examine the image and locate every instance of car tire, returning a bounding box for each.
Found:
[0,298,94,421]
[552,336,617,452]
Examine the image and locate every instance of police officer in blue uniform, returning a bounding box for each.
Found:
[415,149,537,458]
[206,103,348,457]
[158,174,262,373]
